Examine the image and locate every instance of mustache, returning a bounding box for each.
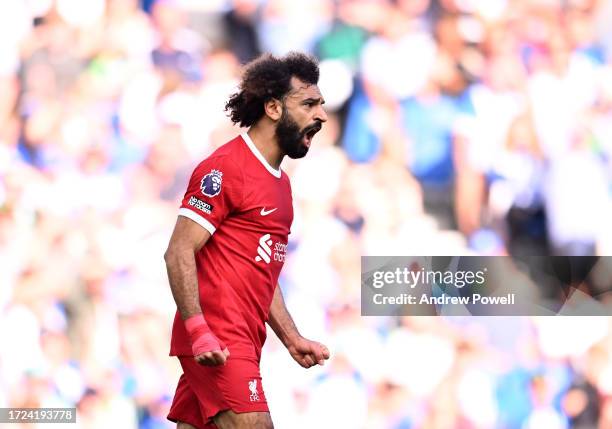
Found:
[302,121,322,135]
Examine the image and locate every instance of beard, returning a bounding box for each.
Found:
[275,108,321,159]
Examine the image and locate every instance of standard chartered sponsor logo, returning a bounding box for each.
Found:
[255,234,273,263]
[255,234,287,264]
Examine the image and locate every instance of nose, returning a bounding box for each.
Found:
[315,105,328,123]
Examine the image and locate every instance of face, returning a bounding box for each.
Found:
[275,77,327,159]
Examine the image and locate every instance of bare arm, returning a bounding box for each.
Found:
[164,216,229,366]
[164,216,211,320]
[268,284,301,348]
[268,284,330,368]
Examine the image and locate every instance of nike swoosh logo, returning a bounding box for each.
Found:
[260,207,277,216]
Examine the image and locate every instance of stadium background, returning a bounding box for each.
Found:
[1,0,612,427]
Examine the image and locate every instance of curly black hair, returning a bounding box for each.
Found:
[225,52,320,128]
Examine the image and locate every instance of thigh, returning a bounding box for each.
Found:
[213,409,273,429]
[177,422,203,429]
[178,356,270,423]
[168,373,211,429]
[211,357,269,413]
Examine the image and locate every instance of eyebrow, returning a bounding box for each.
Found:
[302,97,325,105]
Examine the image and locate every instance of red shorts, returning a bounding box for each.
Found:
[167,356,269,429]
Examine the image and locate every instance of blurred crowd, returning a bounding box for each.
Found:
[1,0,612,428]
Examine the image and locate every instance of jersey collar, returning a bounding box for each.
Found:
[241,132,282,178]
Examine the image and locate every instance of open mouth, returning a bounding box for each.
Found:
[302,125,321,148]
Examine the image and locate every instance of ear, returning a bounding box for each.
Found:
[264,98,283,121]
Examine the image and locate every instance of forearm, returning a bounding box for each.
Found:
[268,284,301,348]
[164,247,202,320]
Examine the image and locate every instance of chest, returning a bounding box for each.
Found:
[234,173,293,235]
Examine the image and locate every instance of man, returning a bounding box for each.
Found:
[164,52,330,429]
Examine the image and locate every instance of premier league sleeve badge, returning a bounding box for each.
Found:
[200,169,223,197]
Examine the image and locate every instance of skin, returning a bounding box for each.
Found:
[166,76,330,428]
[247,76,328,169]
[177,412,274,429]
[164,220,230,366]
[214,410,275,429]
[268,283,330,368]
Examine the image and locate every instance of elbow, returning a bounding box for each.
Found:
[165,235,199,266]
[164,243,191,265]
[164,246,176,265]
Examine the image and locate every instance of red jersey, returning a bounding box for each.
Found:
[170,133,293,360]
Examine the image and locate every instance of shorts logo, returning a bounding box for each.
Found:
[200,169,223,197]
[188,196,213,214]
[249,379,260,402]
[255,234,273,264]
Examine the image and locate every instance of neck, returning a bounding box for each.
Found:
[246,123,284,170]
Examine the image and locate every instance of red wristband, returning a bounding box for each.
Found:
[184,314,226,356]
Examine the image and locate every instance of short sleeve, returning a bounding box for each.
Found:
[178,155,243,234]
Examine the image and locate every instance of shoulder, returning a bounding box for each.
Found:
[190,144,246,202]
[280,169,291,184]
[280,169,292,193]
[194,137,245,177]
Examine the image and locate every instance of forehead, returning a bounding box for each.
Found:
[287,77,323,101]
